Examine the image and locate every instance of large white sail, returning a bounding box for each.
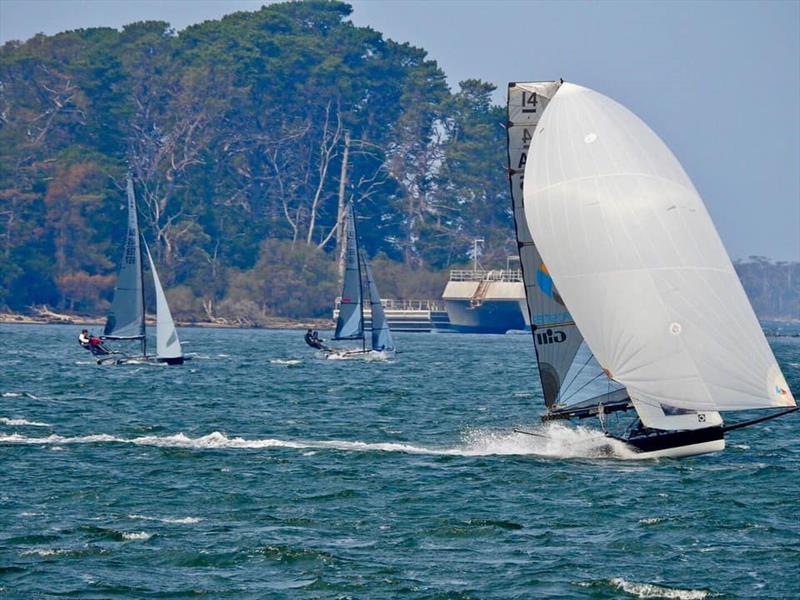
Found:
[523,83,795,414]
[104,175,145,340]
[144,242,183,361]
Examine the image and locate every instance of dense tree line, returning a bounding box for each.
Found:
[0,1,510,319]
[1,1,797,322]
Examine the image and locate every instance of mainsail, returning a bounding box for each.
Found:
[507,81,618,411]
[522,82,795,418]
[364,258,394,352]
[104,175,145,341]
[334,202,364,341]
[144,241,183,362]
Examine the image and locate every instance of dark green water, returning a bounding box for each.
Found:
[1,324,799,599]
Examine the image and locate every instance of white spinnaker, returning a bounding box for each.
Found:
[144,243,183,360]
[523,82,795,413]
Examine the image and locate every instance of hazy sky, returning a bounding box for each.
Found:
[1,0,798,261]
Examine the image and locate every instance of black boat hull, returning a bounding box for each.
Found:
[157,356,185,365]
[611,426,725,458]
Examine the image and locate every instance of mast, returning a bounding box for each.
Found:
[352,203,366,352]
[104,174,147,347]
[133,176,147,358]
[139,238,147,358]
[332,202,365,342]
[507,81,588,411]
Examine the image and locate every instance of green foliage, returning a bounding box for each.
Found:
[222,239,338,320]
[10,2,791,323]
[1,1,519,318]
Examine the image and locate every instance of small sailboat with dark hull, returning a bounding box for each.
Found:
[100,176,185,365]
[324,202,395,359]
[507,81,796,458]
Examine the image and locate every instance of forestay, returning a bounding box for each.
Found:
[104,176,145,340]
[364,259,394,352]
[144,242,183,361]
[334,202,364,340]
[523,82,795,413]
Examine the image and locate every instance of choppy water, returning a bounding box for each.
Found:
[1,324,799,599]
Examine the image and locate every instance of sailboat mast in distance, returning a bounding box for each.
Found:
[352,203,366,353]
[333,202,365,341]
[103,174,146,352]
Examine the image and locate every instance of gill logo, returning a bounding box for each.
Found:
[536,263,565,306]
[536,328,566,345]
[775,385,788,396]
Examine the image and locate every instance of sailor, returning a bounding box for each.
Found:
[78,329,90,348]
[87,334,111,356]
[304,329,323,350]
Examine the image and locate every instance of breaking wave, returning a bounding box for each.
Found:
[0,423,637,460]
[269,359,302,365]
[2,392,39,399]
[0,417,51,427]
[128,514,202,525]
[608,578,711,599]
[121,531,152,541]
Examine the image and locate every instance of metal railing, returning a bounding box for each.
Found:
[333,297,445,312]
[448,269,524,283]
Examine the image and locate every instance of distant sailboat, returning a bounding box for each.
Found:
[507,81,796,458]
[325,202,395,359]
[101,175,184,365]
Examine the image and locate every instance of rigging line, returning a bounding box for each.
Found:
[558,347,595,400]
[560,371,605,405]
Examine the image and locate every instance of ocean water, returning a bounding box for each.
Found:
[1,323,799,599]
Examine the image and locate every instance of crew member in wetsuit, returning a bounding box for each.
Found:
[304,329,324,350]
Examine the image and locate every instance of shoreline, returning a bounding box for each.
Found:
[0,312,335,331]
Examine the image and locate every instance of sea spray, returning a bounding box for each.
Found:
[0,423,637,459]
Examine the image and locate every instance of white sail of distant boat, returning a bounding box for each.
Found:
[364,258,394,352]
[326,202,395,358]
[508,80,796,458]
[144,241,184,364]
[97,174,185,365]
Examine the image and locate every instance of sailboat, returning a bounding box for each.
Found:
[507,81,796,458]
[326,202,395,359]
[100,175,185,365]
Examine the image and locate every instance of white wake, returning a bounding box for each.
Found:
[0,423,637,460]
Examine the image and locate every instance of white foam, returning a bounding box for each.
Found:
[0,423,637,460]
[270,359,302,365]
[128,514,202,524]
[609,578,710,599]
[21,548,69,557]
[638,517,666,525]
[121,531,152,541]
[0,417,51,427]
